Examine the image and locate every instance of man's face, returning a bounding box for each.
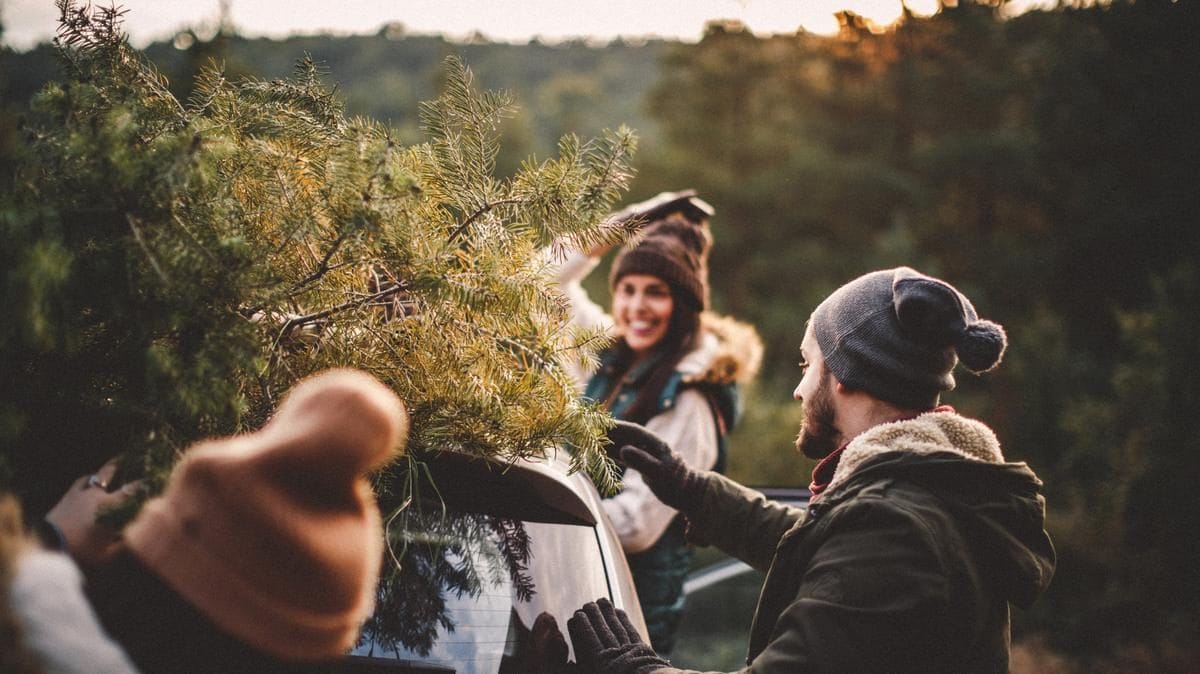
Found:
[793,325,843,460]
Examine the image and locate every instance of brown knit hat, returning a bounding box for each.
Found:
[609,194,714,310]
[124,369,408,661]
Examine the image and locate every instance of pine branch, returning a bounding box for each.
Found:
[455,320,556,372]
[446,198,523,244]
[282,282,408,332]
[17,4,638,563]
[126,213,168,283]
[287,228,352,295]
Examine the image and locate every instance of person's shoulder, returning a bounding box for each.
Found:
[820,466,944,515]
[815,480,954,558]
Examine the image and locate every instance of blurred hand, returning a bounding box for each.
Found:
[608,420,704,513]
[606,419,672,462]
[586,240,617,258]
[592,190,701,258]
[44,458,140,567]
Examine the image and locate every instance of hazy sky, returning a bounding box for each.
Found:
[3,0,1049,50]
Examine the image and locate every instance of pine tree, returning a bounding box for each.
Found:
[1,1,637,518]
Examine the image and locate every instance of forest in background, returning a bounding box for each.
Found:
[3,0,1198,669]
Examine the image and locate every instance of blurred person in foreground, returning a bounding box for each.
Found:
[567,266,1056,673]
[2,368,407,674]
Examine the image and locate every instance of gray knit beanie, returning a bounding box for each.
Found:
[810,267,1007,409]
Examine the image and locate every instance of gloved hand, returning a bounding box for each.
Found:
[608,419,705,514]
[568,598,669,674]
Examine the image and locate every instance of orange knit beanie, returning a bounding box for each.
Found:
[123,369,408,660]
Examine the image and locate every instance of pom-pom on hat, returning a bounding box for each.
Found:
[608,190,714,310]
[810,267,1007,409]
[123,369,408,661]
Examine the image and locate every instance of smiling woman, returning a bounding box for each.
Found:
[551,191,762,656]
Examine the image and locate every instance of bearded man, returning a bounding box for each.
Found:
[567,267,1057,674]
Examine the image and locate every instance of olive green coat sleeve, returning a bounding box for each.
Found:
[682,471,805,574]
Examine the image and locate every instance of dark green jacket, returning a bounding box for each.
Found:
[657,410,1056,674]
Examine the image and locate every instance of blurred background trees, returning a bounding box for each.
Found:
[3,0,1198,667]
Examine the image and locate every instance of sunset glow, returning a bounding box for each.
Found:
[3,0,1049,50]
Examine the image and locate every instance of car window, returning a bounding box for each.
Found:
[351,456,620,674]
[517,520,613,649]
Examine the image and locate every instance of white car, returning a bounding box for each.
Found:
[346,449,648,674]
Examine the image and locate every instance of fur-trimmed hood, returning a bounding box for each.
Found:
[821,410,1055,610]
[677,312,764,386]
[828,410,1004,495]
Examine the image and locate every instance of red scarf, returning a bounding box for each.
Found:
[808,405,955,500]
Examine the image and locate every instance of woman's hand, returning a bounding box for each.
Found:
[44,458,141,567]
[586,239,617,258]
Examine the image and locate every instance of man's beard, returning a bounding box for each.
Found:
[795,370,842,460]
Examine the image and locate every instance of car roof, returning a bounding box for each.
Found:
[414,449,597,526]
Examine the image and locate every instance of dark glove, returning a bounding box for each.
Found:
[568,598,669,674]
[608,419,704,514]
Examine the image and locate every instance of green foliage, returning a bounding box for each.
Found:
[0,2,638,520]
[143,30,667,172]
[1032,266,1200,663]
[4,0,1199,661]
[640,1,1200,662]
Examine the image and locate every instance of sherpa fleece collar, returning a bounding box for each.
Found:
[826,410,1006,496]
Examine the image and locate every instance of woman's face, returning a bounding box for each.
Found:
[612,274,674,358]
